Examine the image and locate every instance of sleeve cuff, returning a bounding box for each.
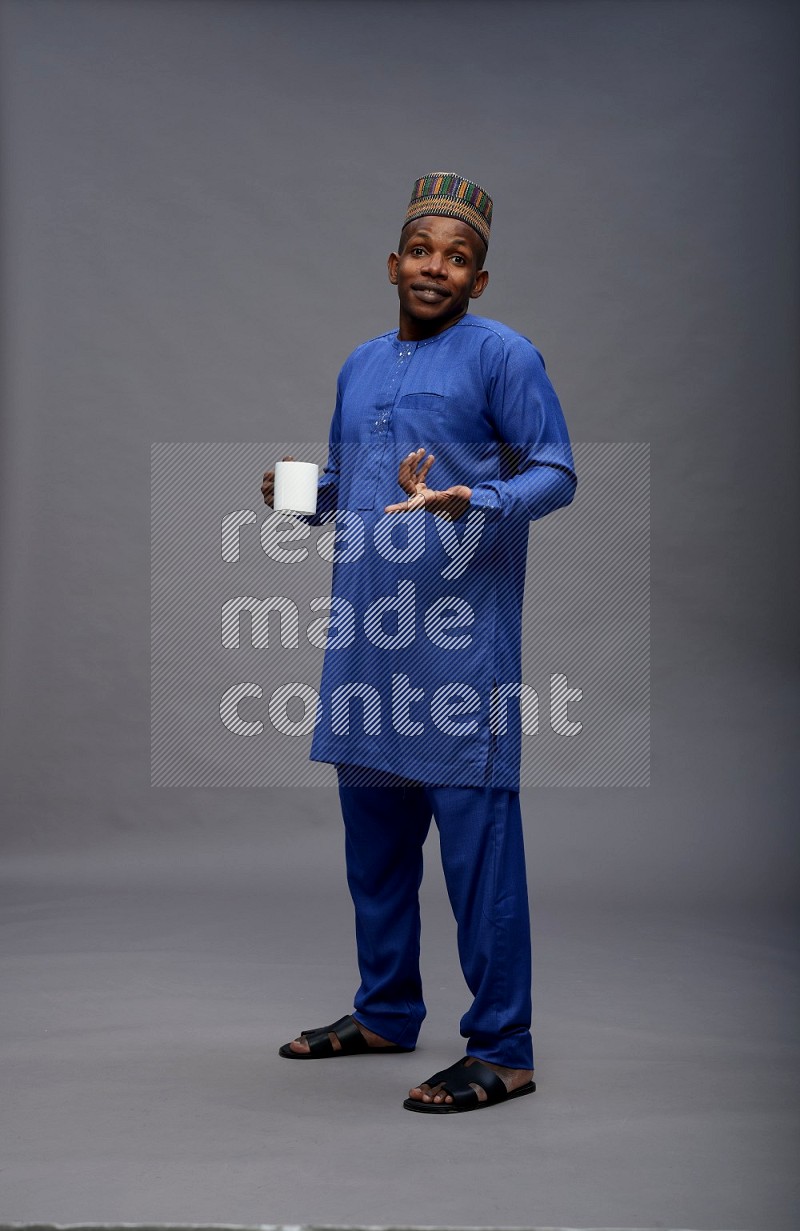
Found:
[467,484,503,520]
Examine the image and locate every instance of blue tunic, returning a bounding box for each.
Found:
[307,314,576,789]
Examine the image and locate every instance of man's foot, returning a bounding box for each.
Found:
[407,1057,534,1105]
[288,1019,397,1055]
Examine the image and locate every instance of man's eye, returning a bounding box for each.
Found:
[452,255,465,265]
[411,247,426,256]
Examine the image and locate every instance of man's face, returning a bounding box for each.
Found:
[387,214,489,340]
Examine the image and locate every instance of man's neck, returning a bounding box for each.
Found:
[397,309,468,342]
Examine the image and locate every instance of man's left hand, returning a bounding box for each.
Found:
[384,447,472,520]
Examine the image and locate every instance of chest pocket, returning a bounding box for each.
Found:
[397,391,446,412]
[394,391,449,445]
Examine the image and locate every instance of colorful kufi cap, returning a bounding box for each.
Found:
[403,172,493,248]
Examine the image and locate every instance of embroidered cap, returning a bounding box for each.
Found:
[403,172,493,248]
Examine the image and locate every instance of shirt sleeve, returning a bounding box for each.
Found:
[468,336,577,522]
[295,371,342,526]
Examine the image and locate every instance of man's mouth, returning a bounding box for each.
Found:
[412,284,450,301]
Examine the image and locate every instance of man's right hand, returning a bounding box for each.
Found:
[260,455,294,506]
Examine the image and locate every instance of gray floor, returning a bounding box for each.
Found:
[1,820,797,1231]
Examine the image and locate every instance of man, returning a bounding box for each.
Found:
[261,172,576,1113]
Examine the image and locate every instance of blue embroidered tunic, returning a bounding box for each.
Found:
[307,314,576,789]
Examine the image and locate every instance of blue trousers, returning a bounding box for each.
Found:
[337,765,534,1070]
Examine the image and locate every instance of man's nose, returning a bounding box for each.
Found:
[421,250,447,276]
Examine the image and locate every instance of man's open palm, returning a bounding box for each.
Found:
[385,447,472,520]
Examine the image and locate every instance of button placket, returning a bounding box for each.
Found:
[355,343,416,508]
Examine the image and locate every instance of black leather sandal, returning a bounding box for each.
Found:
[403,1056,536,1113]
[279,1013,414,1059]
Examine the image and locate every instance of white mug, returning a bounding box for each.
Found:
[273,460,319,516]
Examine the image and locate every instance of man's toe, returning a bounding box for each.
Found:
[408,1081,453,1105]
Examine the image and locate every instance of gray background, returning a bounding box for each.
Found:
[0,1,797,1228]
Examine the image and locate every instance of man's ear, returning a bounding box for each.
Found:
[387,252,399,285]
[470,269,489,299]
